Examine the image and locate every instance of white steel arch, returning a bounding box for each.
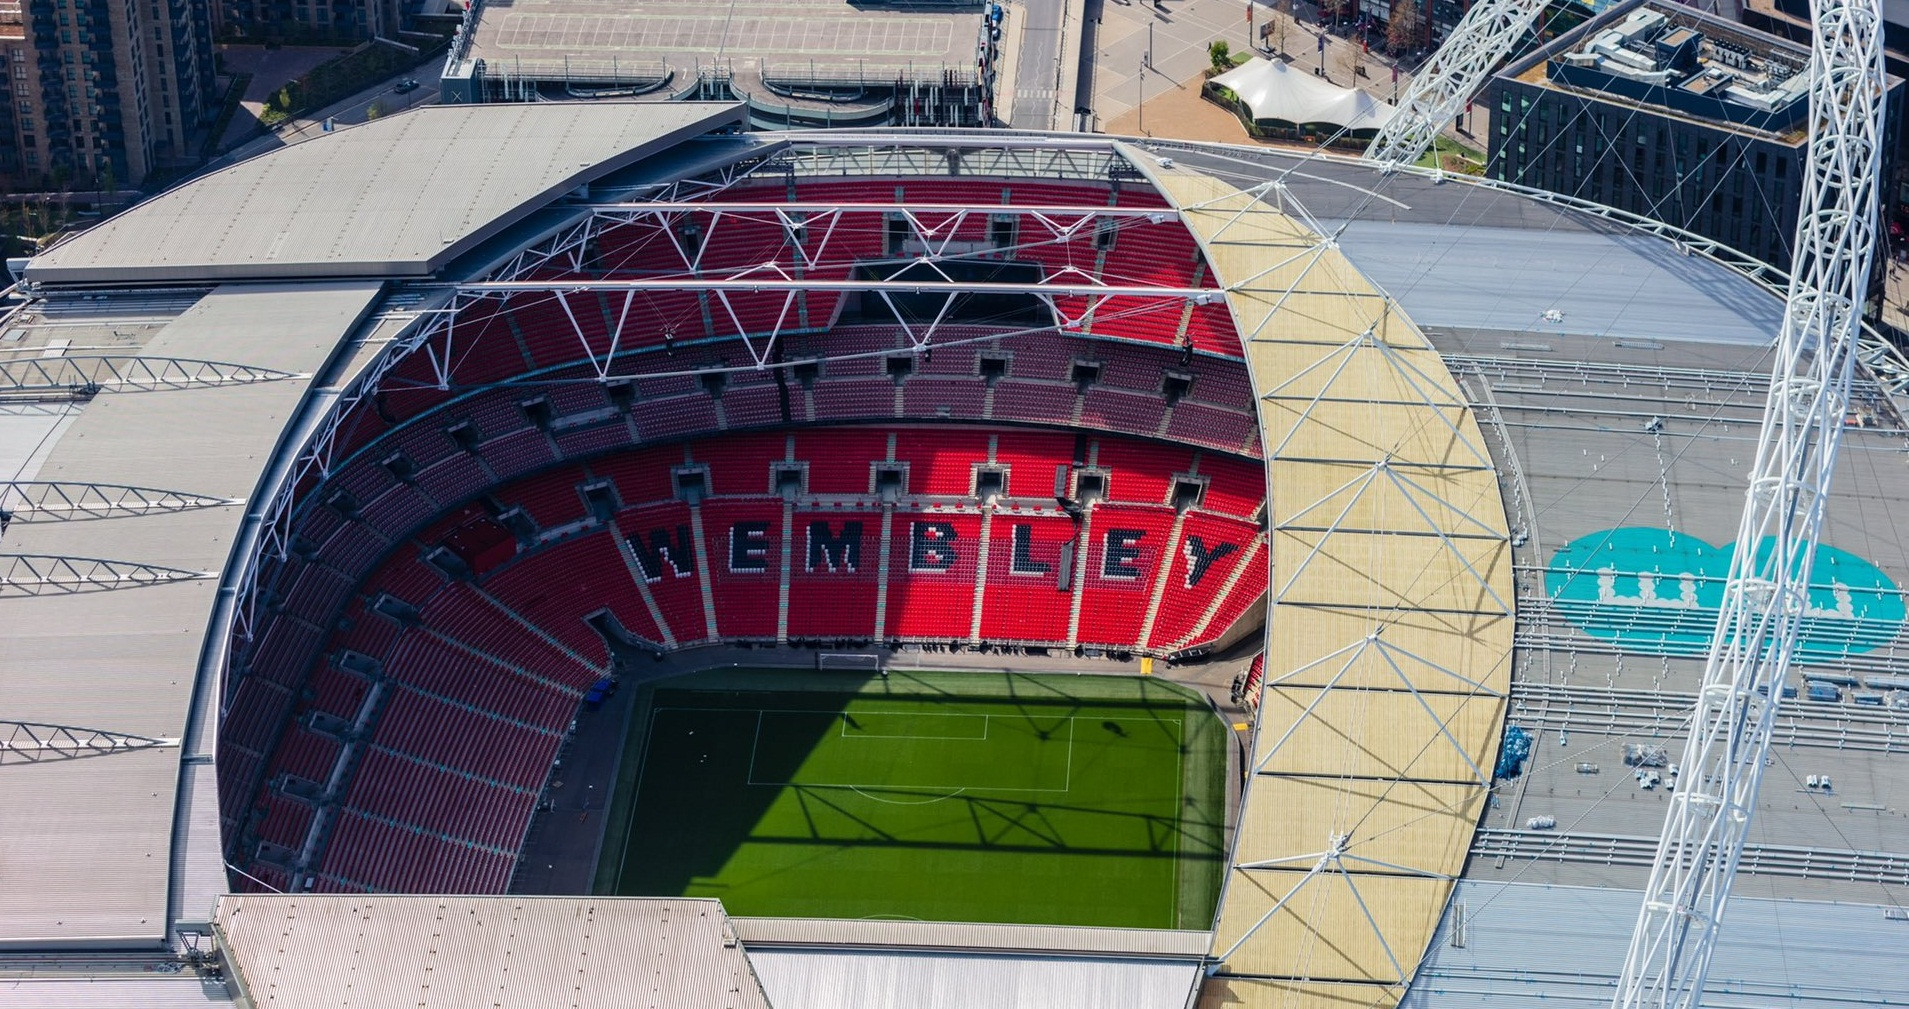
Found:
[1364,0,1548,168]
[1612,0,1888,1005]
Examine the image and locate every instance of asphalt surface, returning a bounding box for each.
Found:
[1011,0,1066,130]
[218,67,439,167]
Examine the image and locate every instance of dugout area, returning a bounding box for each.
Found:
[595,669,1230,930]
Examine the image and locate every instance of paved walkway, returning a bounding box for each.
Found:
[1087,0,1487,154]
[1102,61,1313,151]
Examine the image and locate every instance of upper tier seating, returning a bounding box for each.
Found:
[225,177,1266,899]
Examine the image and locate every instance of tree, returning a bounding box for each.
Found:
[1209,40,1234,75]
[1387,0,1425,55]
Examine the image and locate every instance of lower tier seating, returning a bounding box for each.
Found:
[227,423,1267,897]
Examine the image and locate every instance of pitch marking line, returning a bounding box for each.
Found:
[721,706,1081,793]
[836,711,990,741]
[676,707,1177,801]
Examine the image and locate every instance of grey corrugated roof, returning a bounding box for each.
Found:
[24,102,743,286]
[730,917,1211,957]
[0,976,233,1007]
[1332,220,1783,346]
[1404,881,1909,1009]
[214,895,771,1009]
[0,283,382,947]
[747,948,1201,1009]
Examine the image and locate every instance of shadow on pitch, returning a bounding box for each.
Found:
[775,782,1228,860]
[611,674,874,899]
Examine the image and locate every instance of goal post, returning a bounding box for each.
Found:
[816,652,883,673]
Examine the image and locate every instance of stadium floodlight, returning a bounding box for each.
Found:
[1364,0,1548,169]
[1611,0,1888,1005]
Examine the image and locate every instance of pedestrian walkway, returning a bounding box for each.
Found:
[1087,0,1487,153]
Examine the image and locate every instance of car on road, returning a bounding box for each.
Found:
[395,79,420,94]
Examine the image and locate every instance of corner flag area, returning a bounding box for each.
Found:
[601,670,1228,929]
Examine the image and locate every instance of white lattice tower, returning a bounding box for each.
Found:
[1364,0,1548,168]
[1612,0,1887,1006]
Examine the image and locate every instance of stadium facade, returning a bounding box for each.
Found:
[1,102,1906,1009]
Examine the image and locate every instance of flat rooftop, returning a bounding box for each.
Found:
[1501,0,1822,143]
[458,0,982,81]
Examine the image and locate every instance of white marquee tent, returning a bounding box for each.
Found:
[1210,57,1397,132]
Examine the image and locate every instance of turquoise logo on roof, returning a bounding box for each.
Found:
[1545,527,1906,657]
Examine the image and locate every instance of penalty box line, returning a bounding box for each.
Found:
[730,708,1078,793]
[837,711,991,741]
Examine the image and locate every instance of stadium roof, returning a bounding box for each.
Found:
[213,895,770,1009]
[0,282,382,948]
[23,102,744,286]
[1410,881,1908,1009]
[4,120,1908,1009]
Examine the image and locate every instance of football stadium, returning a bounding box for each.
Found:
[2,101,1907,1008]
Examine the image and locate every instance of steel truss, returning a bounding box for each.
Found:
[224,155,1195,693]
[1214,832,1456,977]
[1365,0,1548,167]
[451,200,1217,373]
[0,554,214,596]
[0,481,241,526]
[757,134,1127,182]
[0,720,177,764]
[1147,134,1909,408]
[1162,161,1513,991]
[1613,0,1888,1004]
[0,355,303,399]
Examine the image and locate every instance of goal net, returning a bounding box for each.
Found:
[817,653,883,673]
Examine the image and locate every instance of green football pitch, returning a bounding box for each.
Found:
[598,669,1228,929]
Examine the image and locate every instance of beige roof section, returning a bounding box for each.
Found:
[1233,778,1487,877]
[1208,873,1452,979]
[1134,151,1513,1009]
[25,102,744,285]
[1195,977,1401,1009]
[1264,609,1511,694]
[214,895,771,1009]
[1251,688,1506,782]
